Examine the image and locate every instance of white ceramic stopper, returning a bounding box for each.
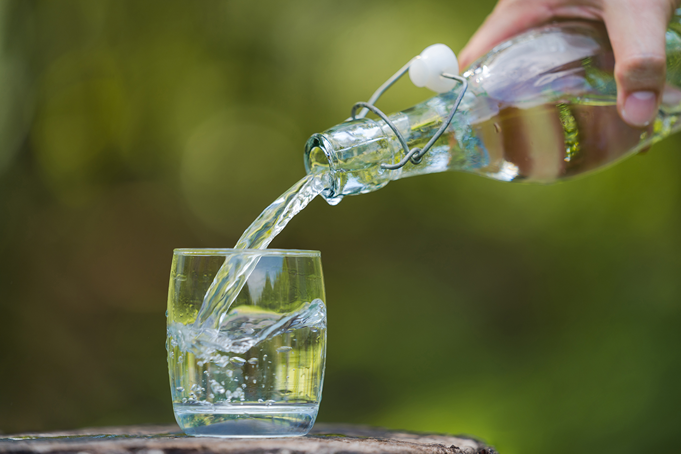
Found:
[408,43,459,93]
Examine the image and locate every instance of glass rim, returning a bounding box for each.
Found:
[173,248,321,258]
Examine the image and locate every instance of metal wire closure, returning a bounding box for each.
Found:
[349,69,468,171]
[353,59,415,121]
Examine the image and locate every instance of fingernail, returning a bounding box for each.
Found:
[622,91,657,127]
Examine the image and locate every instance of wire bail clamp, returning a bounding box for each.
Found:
[348,59,468,171]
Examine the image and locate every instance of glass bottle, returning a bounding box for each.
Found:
[304,14,681,205]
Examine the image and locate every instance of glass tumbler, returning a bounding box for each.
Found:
[166,249,327,437]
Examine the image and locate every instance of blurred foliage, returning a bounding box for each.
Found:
[0,1,679,453]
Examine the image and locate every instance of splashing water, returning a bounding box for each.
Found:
[169,299,326,360]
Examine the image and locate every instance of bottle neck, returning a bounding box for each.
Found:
[304,86,479,205]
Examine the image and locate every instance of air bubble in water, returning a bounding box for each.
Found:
[212,356,230,367]
[277,346,292,353]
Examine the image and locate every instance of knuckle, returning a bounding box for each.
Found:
[615,54,667,88]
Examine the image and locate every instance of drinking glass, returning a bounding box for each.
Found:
[166,249,327,437]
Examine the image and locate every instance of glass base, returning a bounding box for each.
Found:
[173,403,319,438]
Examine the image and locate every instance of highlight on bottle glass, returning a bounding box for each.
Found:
[166,248,327,438]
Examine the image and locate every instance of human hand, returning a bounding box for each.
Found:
[459,0,680,127]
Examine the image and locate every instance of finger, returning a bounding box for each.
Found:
[459,0,554,69]
[603,0,674,127]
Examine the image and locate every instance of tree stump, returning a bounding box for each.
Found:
[0,423,497,453]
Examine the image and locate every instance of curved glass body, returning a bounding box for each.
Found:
[166,249,327,437]
[305,14,681,205]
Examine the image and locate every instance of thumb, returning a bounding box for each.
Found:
[603,0,674,127]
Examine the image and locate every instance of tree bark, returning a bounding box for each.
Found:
[0,423,497,453]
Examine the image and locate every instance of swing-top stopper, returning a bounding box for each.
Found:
[408,43,459,93]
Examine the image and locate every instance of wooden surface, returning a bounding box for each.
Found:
[0,423,497,453]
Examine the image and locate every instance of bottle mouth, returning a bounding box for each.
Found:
[304,133,339,200]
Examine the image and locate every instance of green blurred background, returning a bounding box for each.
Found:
[0,1,679,453]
